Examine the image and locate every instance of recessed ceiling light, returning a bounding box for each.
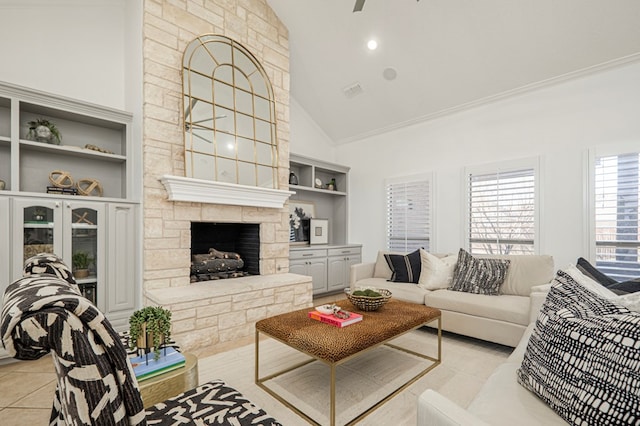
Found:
[367,39,378,50]
[383,67,397,81]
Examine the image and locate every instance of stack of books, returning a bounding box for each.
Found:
[308,310,363,327]
[130,347,186,381]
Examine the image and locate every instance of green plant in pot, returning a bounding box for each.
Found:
[72,251,93,279]
[27,118,62,145]
[129,306,172,360]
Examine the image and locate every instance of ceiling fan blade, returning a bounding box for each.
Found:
[353,0,365,12]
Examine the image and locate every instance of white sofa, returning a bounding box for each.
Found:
[417,324,564,425]
[350,251,555,347]
[417,264,640,425]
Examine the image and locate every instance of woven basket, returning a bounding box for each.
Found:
[346,289,392,312]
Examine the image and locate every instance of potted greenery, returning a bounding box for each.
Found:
[129,306,172,360]
[27,118,62,145]
[72,251,93,279]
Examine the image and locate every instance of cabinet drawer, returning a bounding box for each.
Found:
[328,247,361,257]
[290,248,327,260]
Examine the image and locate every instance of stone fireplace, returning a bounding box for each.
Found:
[141,0,313,356]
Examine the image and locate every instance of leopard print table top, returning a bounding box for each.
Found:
[256,299,440,363]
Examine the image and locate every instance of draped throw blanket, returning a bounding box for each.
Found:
[2,253,282,426]
[1,274,147,426]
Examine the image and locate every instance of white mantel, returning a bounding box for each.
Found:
[160,175,294,208]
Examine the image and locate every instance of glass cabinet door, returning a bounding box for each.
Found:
[14,199,63,279]
[70,206,99,304]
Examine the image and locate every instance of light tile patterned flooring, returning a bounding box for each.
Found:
[0,293,347,424]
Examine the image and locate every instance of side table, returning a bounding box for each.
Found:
[139,352,199,408]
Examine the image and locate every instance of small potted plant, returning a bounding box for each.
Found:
[129,306,172,360]
[72,251,93,279]
[27,118,62,145]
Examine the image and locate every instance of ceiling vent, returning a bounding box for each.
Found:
[342,82,364,98]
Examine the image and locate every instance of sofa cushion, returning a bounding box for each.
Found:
[353,278,428,305]
[467,362,567,426]
[517,271,640,425]
[478,254,555,296]
[426,290,530,326]
[564,263,640,313]
[450,249,510,295]
[373,250,397,279]
[576,257,640,295]
[384,249,421,283]
[418,249,457,290]
[576,256,617,286]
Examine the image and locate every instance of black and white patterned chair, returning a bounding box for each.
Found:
[1,253,281,426]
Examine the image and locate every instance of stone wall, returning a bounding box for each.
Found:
[142,0,292,291]
[141,0,311,353]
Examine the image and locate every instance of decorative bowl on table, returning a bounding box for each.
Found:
[345,288,392,311]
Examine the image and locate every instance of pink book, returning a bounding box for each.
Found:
[308,310,363,327]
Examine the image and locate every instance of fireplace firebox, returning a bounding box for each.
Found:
[190,222,260,281]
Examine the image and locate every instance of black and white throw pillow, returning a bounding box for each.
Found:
[449,249,510,295]
[517,270,640,425]
[384,249,422,283]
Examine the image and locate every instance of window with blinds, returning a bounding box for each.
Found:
[468,168,536,255]
[386,177,431,252]
[594,152,640,281]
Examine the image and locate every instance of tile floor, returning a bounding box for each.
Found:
[0,292,347,424]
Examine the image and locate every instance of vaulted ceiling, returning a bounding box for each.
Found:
[266,0,640,144]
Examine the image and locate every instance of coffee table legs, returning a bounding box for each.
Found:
[255,316,442,426]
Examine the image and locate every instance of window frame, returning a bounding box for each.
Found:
[463,157,541,255]
[587,142,640,280]
[385,173,434,253]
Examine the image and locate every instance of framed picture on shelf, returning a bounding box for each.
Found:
[310,218,329,245]
[289,200,315,244]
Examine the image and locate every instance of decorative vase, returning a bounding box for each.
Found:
[35,125,55,143]
[135,323,164,352]
[74,269,89,279]
[0,180,5,190]
[289,172,298,185]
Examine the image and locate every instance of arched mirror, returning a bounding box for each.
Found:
[182,35,278,188]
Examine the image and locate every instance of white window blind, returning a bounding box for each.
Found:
[594,152,640,281]
[468,168,535,255]
[386,178,431,252]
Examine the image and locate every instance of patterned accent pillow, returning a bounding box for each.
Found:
[517,270,640,424]
[449,249,510,295]
[384,249,421,283]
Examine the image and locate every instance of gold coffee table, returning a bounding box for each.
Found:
[255,299,441,426]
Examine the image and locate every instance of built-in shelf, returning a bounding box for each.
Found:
[290,184,347,196]
[19,139,126,163]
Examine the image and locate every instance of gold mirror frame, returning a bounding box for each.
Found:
[182,34,278,188]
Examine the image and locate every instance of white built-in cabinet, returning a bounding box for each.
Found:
[290,245,361,295]
[289,248,328,294]
[288,154,361,295]
[0,81,139,348]
[327,246,362,292]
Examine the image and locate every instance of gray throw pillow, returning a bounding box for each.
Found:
[449,249,510,295]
